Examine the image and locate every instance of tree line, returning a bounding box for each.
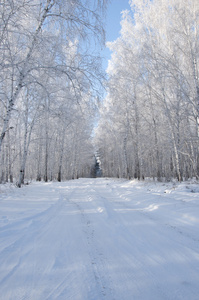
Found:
[95,0,199,181]
[0,0,107,186]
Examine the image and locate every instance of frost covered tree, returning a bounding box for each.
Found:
[0,0,107,185]
[96,0,199,181]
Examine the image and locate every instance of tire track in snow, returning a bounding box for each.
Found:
[1,179,199,300]
[0,187,75,300]
[93,181,199,300]
[68,186,115,300]
[91,183,175,300]
[111,183,199,249]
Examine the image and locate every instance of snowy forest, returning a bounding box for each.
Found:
[96,0,199,182]
[1,2,199,298]
[0,0,107,186]
[1,0,199,186]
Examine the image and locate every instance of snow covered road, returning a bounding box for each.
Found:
[0,178,199,300]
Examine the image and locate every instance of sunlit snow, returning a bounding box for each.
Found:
[0,178,199,300]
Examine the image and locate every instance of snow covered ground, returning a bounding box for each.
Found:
[0,178,199,300]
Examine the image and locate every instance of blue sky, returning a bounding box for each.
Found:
[102,0,131,70]
[106,0,131,42]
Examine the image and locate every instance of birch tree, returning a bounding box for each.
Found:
[0,0,107,185]
[0,0,107,153]
[96,0,199,181]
